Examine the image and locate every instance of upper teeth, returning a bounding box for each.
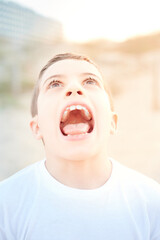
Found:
[61,105,92,122]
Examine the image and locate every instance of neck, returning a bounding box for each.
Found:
[45,153,112,189]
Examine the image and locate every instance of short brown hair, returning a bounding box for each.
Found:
[31,53,114,117]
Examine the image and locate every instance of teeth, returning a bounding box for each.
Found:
[61,110,69,122]
[76,105,83,110]
[61,105,92,122]
[83,108,91,120]
[68,133,88,137]
[69,105,76,111]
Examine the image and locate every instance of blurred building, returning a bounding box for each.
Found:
[0,0,63,44]
[0,0,64,93]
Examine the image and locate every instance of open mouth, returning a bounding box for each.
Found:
[60,105,94,137]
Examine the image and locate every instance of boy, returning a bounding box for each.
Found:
[0,53,160,239]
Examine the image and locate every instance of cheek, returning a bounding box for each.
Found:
[38,93,58,116]
[37,97,56,130]
[95,92,111,113]
[94,93,112,128]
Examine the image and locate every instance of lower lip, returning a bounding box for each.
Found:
[61,131,93,141]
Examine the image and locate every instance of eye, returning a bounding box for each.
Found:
[83,77,98,86]
[48,80,63,89]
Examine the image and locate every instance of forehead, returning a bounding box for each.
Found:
[40,59,103,84]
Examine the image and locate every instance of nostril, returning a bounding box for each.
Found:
[77,90,83,95]
[66,91,72,96]
[66,90,83,96]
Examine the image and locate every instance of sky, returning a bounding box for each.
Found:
[9,0,160,42]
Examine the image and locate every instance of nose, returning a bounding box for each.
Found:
[65,87,83,97]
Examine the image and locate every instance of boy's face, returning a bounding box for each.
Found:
[30,59,117,161]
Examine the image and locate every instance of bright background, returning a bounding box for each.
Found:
[9,0,160,42]
[0,0,160,182]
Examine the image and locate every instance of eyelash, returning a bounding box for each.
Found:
[48,80,63,88]
[47,77,98,89]
[83,77,98,85]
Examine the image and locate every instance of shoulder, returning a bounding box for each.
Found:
[111,158,160,200]
[0,160,43,203]
[0,161,44,237]
[112,158,160,186]
[111,159,160,239]
[111,158,160,223]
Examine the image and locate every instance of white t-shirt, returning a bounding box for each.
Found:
[0,158,160,240]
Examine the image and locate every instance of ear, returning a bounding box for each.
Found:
[30,115,42,140]
[110,112,118,135]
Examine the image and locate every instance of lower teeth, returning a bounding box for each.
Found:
[67,133,88,136]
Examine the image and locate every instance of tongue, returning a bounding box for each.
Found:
[63,123,90,135]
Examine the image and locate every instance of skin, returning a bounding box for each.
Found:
[30,59,117,189]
